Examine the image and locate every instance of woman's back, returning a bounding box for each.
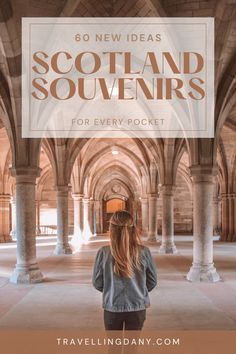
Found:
[93,244,157,312]
[92,210,157,330]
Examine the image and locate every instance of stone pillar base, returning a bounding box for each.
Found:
[83,231,93,241]
[70,234,83,250]
[10,264,43,284]
[36,227,41,236]
[10,231,16,241]
[54,242,73,255]
[71,234,83,244]
[6,234,13,242]
[0,235,12,242]
[141,230,148,238]
[159,243,178,254]
[187,263,221,282]
[147,233,157,242]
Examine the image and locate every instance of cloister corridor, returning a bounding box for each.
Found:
[0,235,236,330]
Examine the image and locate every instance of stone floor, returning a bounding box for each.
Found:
[0,235,236,330]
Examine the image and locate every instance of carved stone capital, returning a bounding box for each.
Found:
[189,165,218,184]
[10,166,41,184]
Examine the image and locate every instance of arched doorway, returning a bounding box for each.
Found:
[103,198,127,233]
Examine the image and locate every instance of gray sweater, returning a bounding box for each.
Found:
[92,245,157,312]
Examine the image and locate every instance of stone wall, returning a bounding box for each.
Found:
[157,172,193,235]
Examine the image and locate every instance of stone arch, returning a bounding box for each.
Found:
[93,167,137,199]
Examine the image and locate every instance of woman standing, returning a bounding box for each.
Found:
[92,210,157,330]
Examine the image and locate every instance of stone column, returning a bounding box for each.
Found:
[71,193,83,245]
[187,166,220,282]
[54,186,72,255]
[221,193,229,241]
[220,193,236,241]
[141,198,149,236]
[94,200,102,234]
[234,194,236,241]
[100,200,104,233]
[83,198,92,240]
[0,194,11,242]
[219,197,222,234]
[229,194,236,241]
[88,198,95,235]
[159,185,177,254]
[10,195,16,241]
[35,200,41,235]
[147,194,158,242]
[10,168,43,284]
[233,193,236,241]
[213,197,220,235]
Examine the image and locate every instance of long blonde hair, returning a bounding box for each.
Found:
[109,210,142,278]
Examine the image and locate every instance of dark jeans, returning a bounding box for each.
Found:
[104,309,146,330]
